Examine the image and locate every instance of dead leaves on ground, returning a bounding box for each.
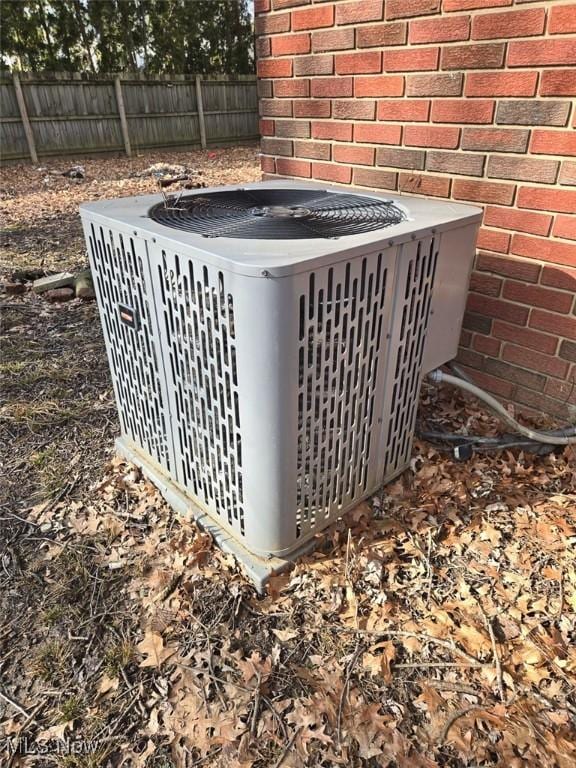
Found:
[2,428,576,766]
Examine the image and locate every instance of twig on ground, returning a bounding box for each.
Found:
[273,726,302,768]
[440,706,480,745]
[479,604,505,703]
[0,689,31,718]
[337,639,363,746]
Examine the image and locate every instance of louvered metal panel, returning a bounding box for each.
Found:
[381,236,439,483]
[295,250,394,537]
[85,222,173,472]
[152,248,245,537]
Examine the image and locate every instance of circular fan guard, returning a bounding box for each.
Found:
[148,188,406,239]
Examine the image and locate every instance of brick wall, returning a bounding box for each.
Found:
[255,0,576,420]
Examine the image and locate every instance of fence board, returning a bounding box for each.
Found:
[0,72,258,162]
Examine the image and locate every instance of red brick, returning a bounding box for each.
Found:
[357,22,407,48]
[311,162,352,184]
[457,347,484,370]
[517,187,576,215]
[255,12,290,34]
[258,79,273,98]
[502,345,569,379]
[256,36,271,58]
[310,77,353,98]
[271,33,311,56]
[530,130,576,157]
[293,99,331,118]
[260,137,293,157]
[484,357,546,392]
[502,280,574,313]
[409,16,470,44]
[465,71,538,97]
[335,51,382,74]
[549,4,576,35]
[545,372,576,405]
[483,207,552,237]
[441,43,505,70]
[515,387,572,418]
[406,72,463,96]
[476,252,542,283]
[259,119,275,136]
[354,74,404,97]
[510,233,576,268]
[541,265,576,292]
[460,329,473,348]
[261,156,276,174]
[559,344,576,364]
[492,321,558,355]
[540,69,576,96]
[384,46,439,71]
[462,128,529,153]
[560,161,576,186]
[260,99,293,117]
[353,167,398,190]
[459,366,515,399]
[472,8,545,39]
[292,5,334,30]
[333,144,375,166]
[399,172,451,198]
[294,140,331,160]
[508,39,576,67]
[377,99,430,121]
[274,79,310,98]
[476,227,510,253]
[312,28,355,52]
[275,119,310,138]
[311,121,353,141]
[553,215,576,241]
[275,157,312,177]
[354,123,402,145]
[431,99,494,124]
[333,100,376,120]
[257,59,293,78]
[470,271,503,296]
[487,156,559,185]
[335,0,383,25]
[463,311,492,334]
[426,150,485,176]
[273,0,310,7]
[530,309,576,340]
[293,54,334,76]
[453,179,515,205]
[255,0,270,12]
[385,0,440,19]
[404,125,460,149]
[473,334,501,356]
[444,0,511,10]
[377,147,425,170]
[497,101,570,127]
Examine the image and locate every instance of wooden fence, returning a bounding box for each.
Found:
[0,71,259,162]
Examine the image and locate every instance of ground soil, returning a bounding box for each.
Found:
[1,146,575,768]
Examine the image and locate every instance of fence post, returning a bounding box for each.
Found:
[195,75,207,149]
[13,73,38,164]
[114,75,132,157]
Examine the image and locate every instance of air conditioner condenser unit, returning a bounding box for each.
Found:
[80,181,482,588]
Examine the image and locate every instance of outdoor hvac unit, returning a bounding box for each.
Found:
[80,181,481,587]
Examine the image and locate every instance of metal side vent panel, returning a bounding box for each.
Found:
[87,224,172,471]
[382,236,439,481]
[153,250,245,537]
[296,253,392,537]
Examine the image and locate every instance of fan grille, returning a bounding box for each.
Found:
[148,188,406,239]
